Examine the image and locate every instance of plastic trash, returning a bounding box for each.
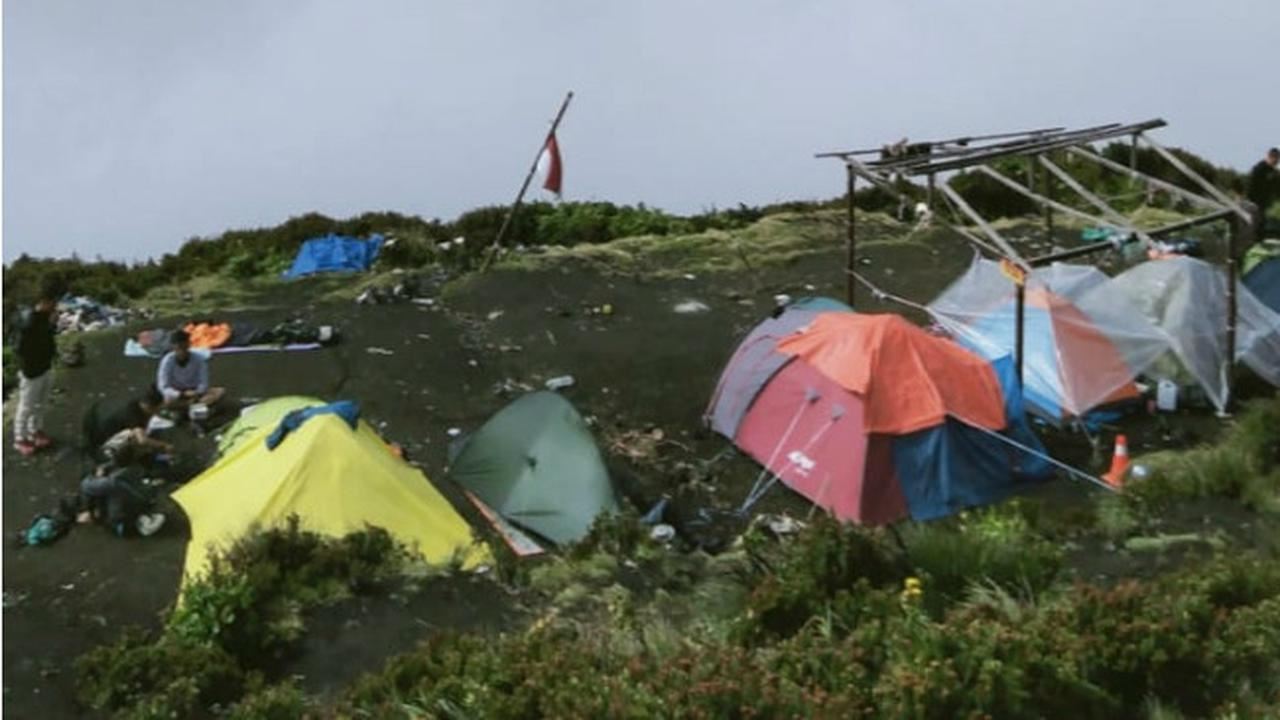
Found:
[674,300,710,314]
[650,524,676,543]
[1156,380,1178,412]
[446,428,462,438]
[545,375,575,391]
[1130,464,1150,480]
[773,294,792,307]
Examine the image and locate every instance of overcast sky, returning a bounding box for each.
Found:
[4,1,1277,262]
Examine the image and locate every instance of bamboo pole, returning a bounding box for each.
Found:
[482,91,574,271]
[846,165,857,306]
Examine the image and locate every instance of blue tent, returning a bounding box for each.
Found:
[1245,257,1280,315]
[284,233,385,279]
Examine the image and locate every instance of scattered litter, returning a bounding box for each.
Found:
[545,330,557,346]
[545,375,575,391]
[682,273,697,280]
[492,378,534,396]
[468,359,479,368]
[766,515,804,536]
[59,583,75,592]
[674,300,710,314]
[447,428,462,438]
[487,310,505,321]
[366,347,395,356]
[416,333,431,340]
[774,294,792,306]
[803,284,816,291]
[412,298,436,306]
[859,257,872,266]
[1130,464,1150,480]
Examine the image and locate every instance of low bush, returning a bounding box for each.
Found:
[902,503,1062,616]
[75,520,411,718]
[75,630,245,720]
[334,550,1280,719]
[1127,396,1280,511]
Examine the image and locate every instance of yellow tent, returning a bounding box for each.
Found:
[173,399,490,585]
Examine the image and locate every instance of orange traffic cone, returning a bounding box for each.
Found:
[1103,434,1130,488]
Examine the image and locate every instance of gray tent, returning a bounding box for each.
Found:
[449,391,617,545]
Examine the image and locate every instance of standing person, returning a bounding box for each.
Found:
[155,330,225,414]
[12,281,59,456]
[1247,147,1279,234]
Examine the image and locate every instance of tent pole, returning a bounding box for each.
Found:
[1224,217,1239,415]
[1015,282,1026,387]
[482,90,575,271]
[846,164,857,306]
[1042,154,1055,247]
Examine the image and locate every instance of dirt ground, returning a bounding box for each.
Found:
[2,227,1266,717]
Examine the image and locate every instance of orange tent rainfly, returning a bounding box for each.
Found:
[775,313,1006,434]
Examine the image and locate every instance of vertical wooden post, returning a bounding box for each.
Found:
[1043,154,1055,245]
[846,164,857,306]
[1015,282,1026,386]
[1224,217,1239,414]
[482,91,574,271]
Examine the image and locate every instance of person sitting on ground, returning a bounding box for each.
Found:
[78,449,166,538]
[11,279,60,456]
[156,329,225,413]
[83,385,174,465]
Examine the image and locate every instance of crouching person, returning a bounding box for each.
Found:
[79,461,166,538]
[156,330,225,414]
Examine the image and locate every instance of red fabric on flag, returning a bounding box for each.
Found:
[541,134,563,196]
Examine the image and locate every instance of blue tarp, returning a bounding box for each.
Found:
[890,354,1051,521]
[284,234,384,278]
[266,401,361,450]
[1245,258,1280,315]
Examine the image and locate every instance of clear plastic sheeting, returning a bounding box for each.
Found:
[929,255,1169,421]
[1111,257,1280,411]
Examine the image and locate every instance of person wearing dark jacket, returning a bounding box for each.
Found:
[12,282,59,456]
[1247,147,1279,234]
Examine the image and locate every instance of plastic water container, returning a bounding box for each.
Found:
[189,403,210,422]
[1156,380,1178,412]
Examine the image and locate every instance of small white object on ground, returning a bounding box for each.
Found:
[674,300,710,314]
[146,416,175,435]
[766,515,803,535]
[774,294,792,306]
[682,273,697,280]
[1130,464,1150,480]
[487,310,505,321]
[1156,379,1178,412]
[411,298,436,306]
[366,347,395,355]
[137,513,166,537]
[545,375,576,391]
[650,524,676,543]
[446,427,462,437]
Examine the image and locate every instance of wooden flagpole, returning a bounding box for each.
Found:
[482,91,574,271]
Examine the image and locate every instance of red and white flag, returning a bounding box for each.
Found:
[538,133,563,197]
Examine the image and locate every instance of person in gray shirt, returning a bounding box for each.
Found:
[156,329,225,411]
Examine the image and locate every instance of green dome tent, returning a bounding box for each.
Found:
[449,391,618,545]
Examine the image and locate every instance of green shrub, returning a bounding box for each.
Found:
[226,681,311,720]
[1127,396,1280,511]
[734,517,901,642]
[75,629,245,719]
[903,504,1062,616]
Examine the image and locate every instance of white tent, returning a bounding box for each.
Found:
[929,255,1169,421]
[1111,256,1280,411]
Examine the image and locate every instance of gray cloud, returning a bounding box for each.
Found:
[5,0,1277,261]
